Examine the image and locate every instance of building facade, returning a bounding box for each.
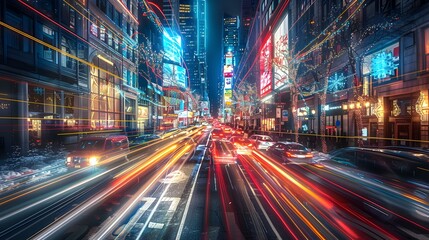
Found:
[235,0,429,149]
[0,0,139,157]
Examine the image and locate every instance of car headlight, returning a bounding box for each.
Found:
[89,156,98,166]
[66,157,71,163]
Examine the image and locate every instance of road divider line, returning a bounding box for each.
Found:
[175,136,209,240]
[237,162,282,239]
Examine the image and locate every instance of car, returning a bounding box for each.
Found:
[211,128,226,140]
[318,147,429,223]
[222,127,233,138]
[267,141,314,164]
[327,147,429,184]
[248,134,276,150]
[129,134,160,147]
[233,128,244,136]
[209,140,237,165]
[179,137,198,157]
[160,123,174,131]
[229,136,253,155]
[66,135,130,168]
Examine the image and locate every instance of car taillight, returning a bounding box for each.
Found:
[248,143,253,147]
[306,153,314,158]
[286,152,298,158]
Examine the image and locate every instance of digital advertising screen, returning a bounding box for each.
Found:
[274,14,289,90]
[163,28,182,65]
[225,52,233,66]
[163,64,187,88]
[176,66,187,89]
[260,36,273,97]
[224,77,233,89]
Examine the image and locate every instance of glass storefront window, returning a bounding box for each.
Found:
[90,58,121,130]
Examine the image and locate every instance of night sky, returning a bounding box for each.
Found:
[207,0,242,117]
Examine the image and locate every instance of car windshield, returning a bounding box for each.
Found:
[286,144,307,151]
[78,140,105,150]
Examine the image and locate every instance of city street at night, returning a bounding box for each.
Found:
[1,0,429,239]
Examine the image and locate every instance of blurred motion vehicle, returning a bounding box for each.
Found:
[233,128,244,136]
[319,147,429,223]
[229,136,253,155]
[222,127,233,139]
[129,134,160,147]
[379,146,429,156]
[248,134,275,150]
[209,140,237,164]
[66,135,130,168]
[327,147,429,184]
[211,128,225,140]
[267,141,314,164]
[160,123,174,131]
[179,137,198,157]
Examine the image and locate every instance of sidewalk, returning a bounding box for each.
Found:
[0,146,68,192]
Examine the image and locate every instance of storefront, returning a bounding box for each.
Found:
[383,92,423,147]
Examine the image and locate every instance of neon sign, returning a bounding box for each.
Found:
[260,36,272,97]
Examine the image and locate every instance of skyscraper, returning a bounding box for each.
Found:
[222,14,239,122]
[239,0,258,67]
[162,0,180,31]
[223,14,239,60]
[179,0,199,95]
[196,0,208,104]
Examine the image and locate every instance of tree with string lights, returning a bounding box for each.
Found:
[271,35,306,142]
[234,81,260,130]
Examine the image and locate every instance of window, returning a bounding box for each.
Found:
[108,31,113,46]
[90,21,98,37]
[90,58,121,130]
[97,0,107,13]
[77,43,88,75]
[41,25,56,62]
[75,12,86,38]
[100,25,106,41]
[27,0,55,18]
[425,28,429,70]
[61,36,76,70]
[5,9,33,53]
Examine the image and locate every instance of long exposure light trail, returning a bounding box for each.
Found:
[33,143,184,239]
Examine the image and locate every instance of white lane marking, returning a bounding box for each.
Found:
[148,222,165,229]
[175,136,210,240]
[162,197,180,211]
[238,163,282,239]
[119,197,156,235]
[225,165,234,190]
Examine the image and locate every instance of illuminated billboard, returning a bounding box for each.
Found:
[163,28,182,65]
[260,36,272,97]
[224,65,233,73]
[363,42,399,80]
[274,14,289,90]
[225,52,233,65]
[176,66,187,88]
[163,64,175,86]
[138,106,149,119]
[163,64,187,88]
[224,77,232,89]
[224,72,233,78]
[224,89,232,107]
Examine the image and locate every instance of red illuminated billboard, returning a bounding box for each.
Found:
[260,36,272,97]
